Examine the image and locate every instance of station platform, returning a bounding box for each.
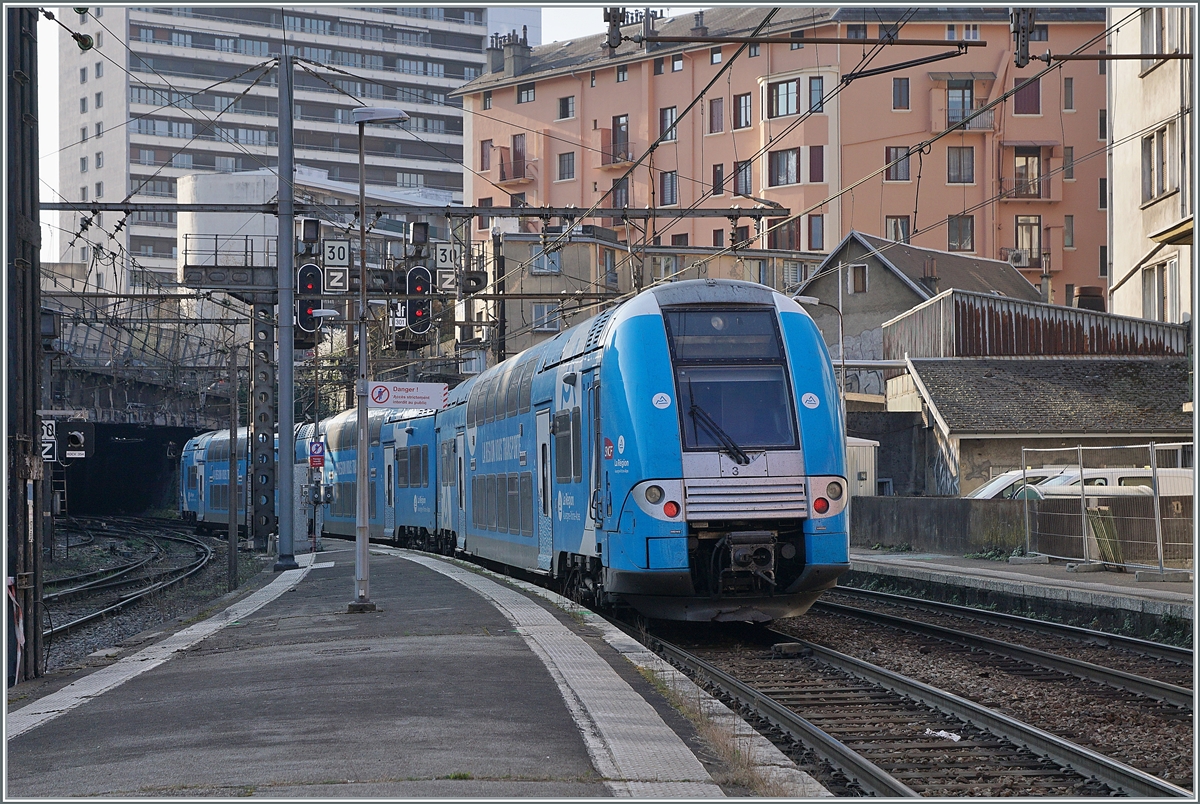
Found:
[6,544,827,799]
[845,548,1194,636]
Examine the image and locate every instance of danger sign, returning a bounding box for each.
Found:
[367,382,449,410]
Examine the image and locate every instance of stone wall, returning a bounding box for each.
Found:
[850,496,1026,554]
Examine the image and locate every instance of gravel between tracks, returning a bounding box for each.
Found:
[773,611,1194,789]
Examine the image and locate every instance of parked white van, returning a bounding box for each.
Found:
[965,467,1071,499]
[1022,468,1194,499]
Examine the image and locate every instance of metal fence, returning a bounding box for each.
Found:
[1021,442,1193,575]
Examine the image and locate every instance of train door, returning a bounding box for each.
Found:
[535,408,553,570]
[196,458,205,522]
[455,430,466,550]
[384,445,395,540]
[588,376,606,529]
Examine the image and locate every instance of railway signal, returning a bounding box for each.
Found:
[407,266,432,335]
[296,263,321,347]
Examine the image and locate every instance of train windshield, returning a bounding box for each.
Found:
[664,309,798,451]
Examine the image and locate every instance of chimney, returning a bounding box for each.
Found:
[691,11,708,37]
[921,257,940,296]
[486,32,504,73]
[503,26,532,77]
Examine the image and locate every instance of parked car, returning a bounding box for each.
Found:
[1016,468,1194,499]
[965,467,1071,500]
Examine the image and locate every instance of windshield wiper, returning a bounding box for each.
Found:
[689,403,750,466]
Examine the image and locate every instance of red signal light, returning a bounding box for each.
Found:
[414,309,425,317]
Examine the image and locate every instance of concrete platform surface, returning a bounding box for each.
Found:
[847,549,1193,627]
[6,544,826,799]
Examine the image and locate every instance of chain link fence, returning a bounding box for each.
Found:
[1020,442,1193,574]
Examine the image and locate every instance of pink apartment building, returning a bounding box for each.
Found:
[455,7,1109,306]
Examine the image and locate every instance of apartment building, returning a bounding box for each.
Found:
[58,6,538,292]
[455,7,1107,306]
[1107,6,1193,325]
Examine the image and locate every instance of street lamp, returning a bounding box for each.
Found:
[794,295,845,415]
[350,106,408,613]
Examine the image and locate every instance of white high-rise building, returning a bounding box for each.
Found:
[58,6,537,291]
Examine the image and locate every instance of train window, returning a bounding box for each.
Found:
[486,475,498,529]
[471,477,481,526]
[397,448,409,487]
[341,418,356,453]
[496,472,509,532]
[188,466,197,489]
[518,361,534,413]
[508,474,521,533]
[520,473,533,535]
[505,368,520,418]
[663,309,782,360]
[571,406,582,482]
[490,373,505,421]
[482,376,495,424]
[420,445,429,486]
[466,382,479,427]
[369,414,383,446]
[369,481,376,518]
[554,410,572,483]
[677,365,798,449]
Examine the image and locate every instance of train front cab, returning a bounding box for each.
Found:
[596,281,850,622]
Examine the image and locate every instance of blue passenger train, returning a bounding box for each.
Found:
[182,280,850,621]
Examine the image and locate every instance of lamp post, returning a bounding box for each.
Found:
[349,107,408,613]
[794,295,845,415]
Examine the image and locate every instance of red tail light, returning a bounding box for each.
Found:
[813,497,829,514]
[662,500,680,518]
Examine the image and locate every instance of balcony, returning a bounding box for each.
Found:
[497,157,533,186]
[596,127,635,169]
[947,107,994,131]
[1000,176,1053,201]
[999,247,1053,272]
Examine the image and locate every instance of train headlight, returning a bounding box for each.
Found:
[812,497,829,514]
[662,500,680,518]
[826,481,843,501]
[645,485,664,504]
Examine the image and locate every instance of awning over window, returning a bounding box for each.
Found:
[998,140,1060,148]
[1150,215,1193,246]
[928,71,997,81]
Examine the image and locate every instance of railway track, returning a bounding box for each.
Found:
[809,595,1193,710]
[43,518,214,638]
[650,626,1190,797]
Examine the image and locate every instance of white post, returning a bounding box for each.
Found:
[1077,445,1090,564]
[1149,442,1166,575]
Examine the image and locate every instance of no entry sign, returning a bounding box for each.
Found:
[367,382,449,410]
[308,439,325,468]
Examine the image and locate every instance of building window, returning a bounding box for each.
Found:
[590,70,596,87]
[1014,147,1041,196]
[1142,125,1172,202]
[734,93,752,128]
[850,263,867,293]
[480,140,491,171]
[892,77,909,110]
[1015,214,1041,263]
[558,95,575,119]
[477,197,492,230]
[1063,215,1074,248]
[767,217,799,250]
[885,146,910,181]
[80,97,87,114]
[947,146,974,183]
[1063,77,1074,110]
[713,228,725,247]
[80,126,88,143]
[1099,177,1107,209]
[1099,108,1107,140]
[711,46,722,64]
[947,79,974,124]
[602,248,618,286]
[482,90,492,110]
[80,66,87,84]
[660,170,678,205]
[768,79,798,118]
[80,186,87,202]
[735,225,750,245]
[1063,146,1074,179]
[963,24,980,41]
[95,151,103,169]
[611,177,629,208]
[885,216,910,243]
[654,57,664,75]
[734,160,752,196]
[95,61,103,78]
[1098,49,1106,74]
[671,233,689,246]
[1014,77,1040,115]
[808,215,824,251]
[531,246,561,275]
[558,151,575,181]
[616,65,627,82]
[708,97,723,133]
[768,148,798,187]
[80,156,88,173]
[94,92,103,109]
[846,24,867,39]
[748,43,760,57]
[945,24,956,40]
[659,106,677,141]
[809,76,824,112]
[532,303,560,332]
[95,181,103,198]
[672,54,682,71]
[790,30,804,49]
[95,122,103,138]
[712,163,725,195]
[809,145,824,183]
[516,83,535,103]
[1099,244,1108,277]
[947,215,974,251]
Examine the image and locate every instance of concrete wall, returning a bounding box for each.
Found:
[846,411,928,496]
[851,496,1026,554]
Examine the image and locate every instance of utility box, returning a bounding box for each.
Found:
[846,436,879,497]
